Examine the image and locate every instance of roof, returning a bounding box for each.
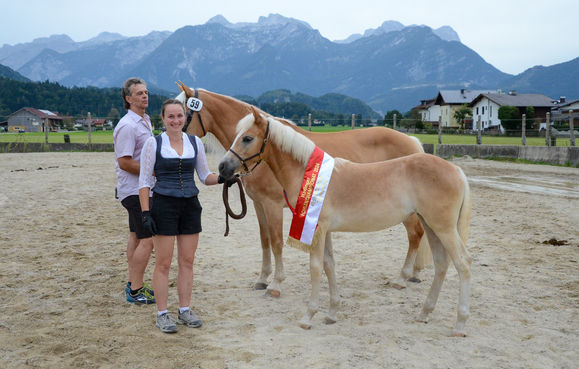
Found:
[412,98,435,110]
[471,93,555,108]
[434,89,495,105]
[8,107,63,120]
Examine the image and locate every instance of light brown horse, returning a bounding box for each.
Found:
[219,109,472,336]
[175,82,431,296]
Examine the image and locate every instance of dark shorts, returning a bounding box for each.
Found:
[121,195,153,240]
[151,193,202,236]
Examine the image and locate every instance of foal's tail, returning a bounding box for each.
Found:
[456,167,472,243]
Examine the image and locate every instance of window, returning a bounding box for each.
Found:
[482,106,485,115]
[490,106,493,117]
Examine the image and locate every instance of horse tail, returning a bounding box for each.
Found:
[414,232,432,270]
[456,166,472,243]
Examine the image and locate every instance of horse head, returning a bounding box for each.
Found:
[218,107,270,179]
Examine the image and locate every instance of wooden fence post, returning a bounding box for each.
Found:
[476,115,482,145]
[308,113,312,131]
[438,115,442,144]
[570,110,575,147]
[44,118,48,144]
[545,112,551,146]
[521,114,526,146]
[393,113,397,130]
[87,112,92,146]
[351,114,355,130]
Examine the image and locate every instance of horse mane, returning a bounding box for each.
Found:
[236,113,315,166]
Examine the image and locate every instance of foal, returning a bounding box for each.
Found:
[219,109,472,337]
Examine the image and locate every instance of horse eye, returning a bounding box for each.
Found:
[242,136,254,144]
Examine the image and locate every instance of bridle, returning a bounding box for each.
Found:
[228,121,270,175]
[183,88,207,136]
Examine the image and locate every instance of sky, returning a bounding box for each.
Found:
[2,0,578,75]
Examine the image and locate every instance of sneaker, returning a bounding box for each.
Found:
[156,313,178,333]
[177,309,202,328]
[142,282,154,297]
[126,287,156,304]
[127,282,155,297]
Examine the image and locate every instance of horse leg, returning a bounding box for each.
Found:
[436,231,472,337]
[252,201,272,291]
[263,202,285,298]
[322,233,339,324]
[416,223,449,325]
[392,214,425,289]
[299,232,327,330]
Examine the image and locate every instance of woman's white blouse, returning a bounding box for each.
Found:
[139,132,212,190]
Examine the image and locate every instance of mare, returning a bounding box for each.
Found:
[175,82,431,296]
[219,109,472,337]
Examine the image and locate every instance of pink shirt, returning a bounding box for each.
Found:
[113,109,153,201]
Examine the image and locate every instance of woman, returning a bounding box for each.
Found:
[138,99,226,333]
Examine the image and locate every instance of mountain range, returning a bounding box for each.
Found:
[1,14,577,113]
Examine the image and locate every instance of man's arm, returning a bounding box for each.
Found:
[117,156,140,175]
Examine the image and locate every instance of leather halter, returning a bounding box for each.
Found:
[183,88,207,136]
[228,121,270,174]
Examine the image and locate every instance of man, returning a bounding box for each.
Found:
[113,77,155,304]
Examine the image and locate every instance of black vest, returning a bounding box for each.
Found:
[152,134,200,198]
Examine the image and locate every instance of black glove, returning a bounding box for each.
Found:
[141,211,157,236]
[218,174,239,188]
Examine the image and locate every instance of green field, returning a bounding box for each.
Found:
[0,128,572,150]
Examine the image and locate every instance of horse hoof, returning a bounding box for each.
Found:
[324,317,337,325]
[253,282,268,290]
[299,323,312,330]
[265,289,281,298]
[391,283,406,290]
[408,277,421,283]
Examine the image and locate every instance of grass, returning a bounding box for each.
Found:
[0,128,573,150]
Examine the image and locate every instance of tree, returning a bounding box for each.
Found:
[453,104,472,130]
[383,110,402,127]
[498,105,521,131]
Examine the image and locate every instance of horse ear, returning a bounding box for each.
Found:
[251,106,262,123]
[175,81,184,92]
[177,81,193,96]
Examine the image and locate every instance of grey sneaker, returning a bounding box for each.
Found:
[156,313,178,333]
[177,309,202,328]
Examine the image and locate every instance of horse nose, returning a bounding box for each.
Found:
[218,160,233,178]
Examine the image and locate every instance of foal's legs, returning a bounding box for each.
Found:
[393,214,425,289]
[252,201,272,291]
[299,232,327,330]
[417,224,449,324]
[262,202,285,297]
[436,231,472,337]
[418,222,472,337]
[322,233,339,324]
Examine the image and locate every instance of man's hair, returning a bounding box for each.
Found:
[122,77,146,110]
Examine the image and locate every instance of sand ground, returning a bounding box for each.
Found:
[0,152,577,369]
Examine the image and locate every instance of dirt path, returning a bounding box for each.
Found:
[0,152,577,368]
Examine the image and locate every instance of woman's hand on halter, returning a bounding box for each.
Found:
[218,174,239,188]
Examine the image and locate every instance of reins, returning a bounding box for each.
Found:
[222,176,247,236]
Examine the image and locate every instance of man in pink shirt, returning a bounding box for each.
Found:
[113,77,155,304]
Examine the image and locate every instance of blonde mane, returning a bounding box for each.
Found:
[236,113,315,166]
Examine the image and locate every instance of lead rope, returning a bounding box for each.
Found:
[222,177,247,236]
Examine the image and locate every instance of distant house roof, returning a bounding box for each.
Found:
[434,89,495,105]
[9,107,63,120]
[470,93,555,108]
[412,98,435,110]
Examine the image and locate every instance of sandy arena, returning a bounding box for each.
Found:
[0,151,577,368]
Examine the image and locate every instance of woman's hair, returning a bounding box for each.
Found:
[161,98,186,117]
[121,77,146,110]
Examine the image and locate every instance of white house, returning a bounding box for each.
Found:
[470,92,555,132]
[434,89,495,127]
